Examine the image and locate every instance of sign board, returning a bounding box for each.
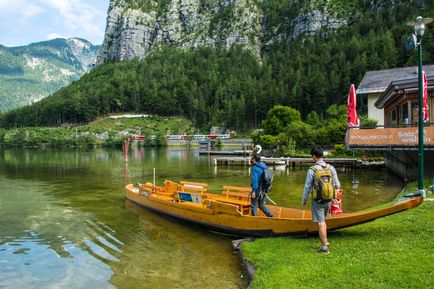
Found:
[348,126,434,146]
[178,192,202,203]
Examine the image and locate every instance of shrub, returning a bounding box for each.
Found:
[261,105,301,135]
[360,115,378,128]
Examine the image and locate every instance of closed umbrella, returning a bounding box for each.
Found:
[347,84,359,127]
[423,71,430,122]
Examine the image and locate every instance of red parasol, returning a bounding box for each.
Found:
[347,84,359,127]
[423,71,430,122]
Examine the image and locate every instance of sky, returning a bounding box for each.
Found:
[0,0,110,47]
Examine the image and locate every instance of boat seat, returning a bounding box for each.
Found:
[163,180,181,196]
[139,182,175,198]
[180,181,208,189]
[221,185,252,215]
[178,181,208,206]
[180,181,208,196]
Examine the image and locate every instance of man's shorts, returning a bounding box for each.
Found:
[312,200,331,223]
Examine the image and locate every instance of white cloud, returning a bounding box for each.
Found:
[47,33,67,40]
[39,0,106,41]
[0,0,107,46]
[0,0,44,19]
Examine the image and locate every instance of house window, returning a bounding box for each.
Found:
[401,102,409,125]
[358,94,368,115]
[429,97,434,123]
[411,100,419,124]
[391,109,397,126]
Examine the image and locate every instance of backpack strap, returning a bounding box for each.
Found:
[309,165,318,173]
[309,166,318,197]
[311,164,329,171]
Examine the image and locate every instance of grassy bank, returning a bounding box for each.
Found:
[242,190,433,289]
[0,116,193,147]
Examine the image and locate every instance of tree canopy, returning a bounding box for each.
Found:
[1,1,433,132]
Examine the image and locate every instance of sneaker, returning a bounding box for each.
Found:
[317,247,330,254]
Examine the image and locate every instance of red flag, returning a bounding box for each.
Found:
[347,84,359,127]
[423,71,429,122]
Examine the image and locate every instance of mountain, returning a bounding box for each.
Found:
[1,1,434,132]
[96,0,349,64]
[0,38,100,112]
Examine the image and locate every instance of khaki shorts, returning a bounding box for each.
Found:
[312,200,331,223]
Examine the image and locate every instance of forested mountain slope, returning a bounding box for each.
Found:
[1,0,433,131]
[0,38,99,112]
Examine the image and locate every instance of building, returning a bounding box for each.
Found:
[348,65,434,180]
[357,64,434,126]
[375,74,434,126]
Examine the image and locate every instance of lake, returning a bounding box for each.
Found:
[0,147,403,288]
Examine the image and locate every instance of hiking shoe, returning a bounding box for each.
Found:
[317,247,330,254]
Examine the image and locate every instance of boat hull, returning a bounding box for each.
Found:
[125,183,423,237]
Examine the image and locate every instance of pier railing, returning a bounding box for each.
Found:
[213,157,360,167]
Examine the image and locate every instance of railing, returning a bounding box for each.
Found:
[346,124,434,148]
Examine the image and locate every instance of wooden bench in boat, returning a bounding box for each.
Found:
[222,186,251,200]
[138,181,252,214]
[177,181,208,205]
[180,181,208,193]
[138,181,179,200]
[164,180,181,192]
[207,185,252,215]
[140,180,208,206]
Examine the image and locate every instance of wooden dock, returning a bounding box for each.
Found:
[199,150,250,156]
[213,157,361,167]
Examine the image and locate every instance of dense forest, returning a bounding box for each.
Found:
[1,1,433,133]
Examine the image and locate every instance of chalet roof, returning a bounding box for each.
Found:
[357,64,434,95]
[375,74,434,109]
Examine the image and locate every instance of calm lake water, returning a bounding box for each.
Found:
[0,147,404,288]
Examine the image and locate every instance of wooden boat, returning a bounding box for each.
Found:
[124,180,423,237]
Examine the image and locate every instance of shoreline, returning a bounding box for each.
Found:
[236,185,432,289]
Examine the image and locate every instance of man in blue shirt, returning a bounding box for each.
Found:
[302,145,340,253]
[250,153,273,217]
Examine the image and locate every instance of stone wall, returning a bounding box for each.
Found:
[384,150,434,181]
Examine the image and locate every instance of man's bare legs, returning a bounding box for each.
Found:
[318,221,328,247]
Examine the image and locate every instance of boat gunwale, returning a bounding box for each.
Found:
[124,183,422,220]
[124,182,424,237]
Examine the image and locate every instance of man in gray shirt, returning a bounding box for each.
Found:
[302,145,340,253]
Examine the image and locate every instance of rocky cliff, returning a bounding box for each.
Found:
[96,0,347,64]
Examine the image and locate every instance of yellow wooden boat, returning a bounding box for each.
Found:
[124,180,423,237]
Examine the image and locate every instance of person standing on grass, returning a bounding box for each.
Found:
[302,145,340,253]
[250,153,273,217]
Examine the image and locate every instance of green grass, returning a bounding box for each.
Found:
[0,115,194,147]
[242,199,433,289]
[88,115,194,135]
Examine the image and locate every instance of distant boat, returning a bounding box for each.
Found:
[124,180,423,237]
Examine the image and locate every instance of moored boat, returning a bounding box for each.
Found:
[124,180,423,237]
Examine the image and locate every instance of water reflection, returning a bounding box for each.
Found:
[0,148,248,289]
[0,147,403,289]
[0,178,115,289]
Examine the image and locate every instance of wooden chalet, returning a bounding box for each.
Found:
[348,65,434,180]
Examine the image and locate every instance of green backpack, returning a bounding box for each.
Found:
[311,164,335,203]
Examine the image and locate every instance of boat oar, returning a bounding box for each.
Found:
[153,167,156,187]
[265,194,276,205]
